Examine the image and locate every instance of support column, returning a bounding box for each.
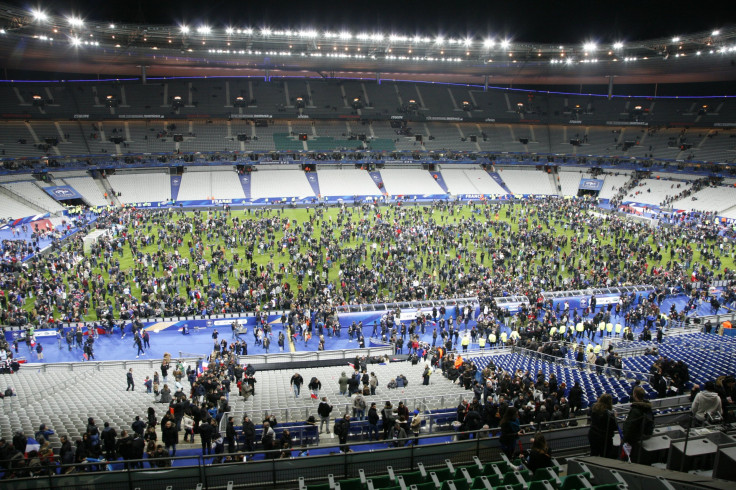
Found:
[484,75,489,92]
[376,72,380,85]
[607,75,615,99]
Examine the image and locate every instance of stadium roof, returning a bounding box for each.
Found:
[0,4,735,84]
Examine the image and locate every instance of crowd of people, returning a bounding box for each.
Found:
[1,197,735,478]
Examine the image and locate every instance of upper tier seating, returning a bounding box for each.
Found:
[106,171,171,204]
[440,169,509,196]
[379,169,446,196]
[250,170,315,199]
[316,169,383,198]
[496,168,556,195]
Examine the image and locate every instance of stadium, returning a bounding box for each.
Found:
[0,1,736,489]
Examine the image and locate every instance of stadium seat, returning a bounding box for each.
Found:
[366,475,395,489]
[560,474,594,490]
[398,471,427,486]
[338,477,365,490]
[440,478,471,490]
[470,476,495,490]
[529,481,557,490]
[532,467,561,487]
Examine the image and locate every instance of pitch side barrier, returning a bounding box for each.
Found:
[335,295,531,328]
[540,285,655,312]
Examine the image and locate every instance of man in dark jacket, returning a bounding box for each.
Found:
[290,373,304,398]
[130,432,145,468]
[568,382,583,414]
[241,415,256,452]
[101,422,118,459]
[131,416,146,438]
[162,420,179,457]
[334,414,351,453]
[225,417,236,454]
[199,417,213,455]
[126,368,135,391]
[116,430,134,469]
[317,397,333,434]
[367,403,380,441]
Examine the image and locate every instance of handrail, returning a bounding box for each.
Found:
[508,345,652,382]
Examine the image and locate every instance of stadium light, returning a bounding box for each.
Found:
[583,41,597,52]
[339,31,352,40]
[463,37,473,47]
[261,27,272,36]
[500,39,510,49]
[613,41,624,49]
[672,36,680,42]
[70,36,81,46]
[712,29,720,36]
[435,35,445,45]
[197,25,211,35]
[483,38,494,48]
[67,16,84,28]
[225,27,234,35]
[31,9,48,22]
[299,29,318,38]
[179,25,190,34]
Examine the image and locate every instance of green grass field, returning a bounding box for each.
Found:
[22,203,735,321]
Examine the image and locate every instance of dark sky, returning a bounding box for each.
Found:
[9,0,735,44]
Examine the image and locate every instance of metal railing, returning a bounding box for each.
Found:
[509,345,652,382]
[236,346,395,365]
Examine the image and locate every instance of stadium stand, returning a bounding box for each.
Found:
[249,169,315,199]
[3,12,736,489]
[177,169,246,201]
[379,168,446,196]
[440,168,509,196]
[316,168,383,198]
[496,168,557,195]
[106,170,172,204]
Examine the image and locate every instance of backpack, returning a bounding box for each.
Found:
[359,396,366,409]
[333,420,342,436]
[642,410,654,436]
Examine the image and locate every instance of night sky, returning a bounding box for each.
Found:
[7,0,735,44]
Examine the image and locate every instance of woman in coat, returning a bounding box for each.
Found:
[588,394,617,458]
[499,407,522,458]
[159,384,172,404]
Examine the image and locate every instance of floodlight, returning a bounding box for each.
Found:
[371,33,384,41]
[31,9,48,22]
[583,42,597,52]
[463,37,473,47]
[339,31,352,40]
[712,30,720,36]
[299,30,318,38]
[672,36,680,42]
[70,36,81,46]
[197,25,211,35]
[613,41,624,49]
[483,38,494,48]
[226,27,234,35]
[180,25,190,34]
[500,39,510,49]
[435,36,445,45]
[261,27,272,36]
[565,57,573,64]
[67,16,84,28]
